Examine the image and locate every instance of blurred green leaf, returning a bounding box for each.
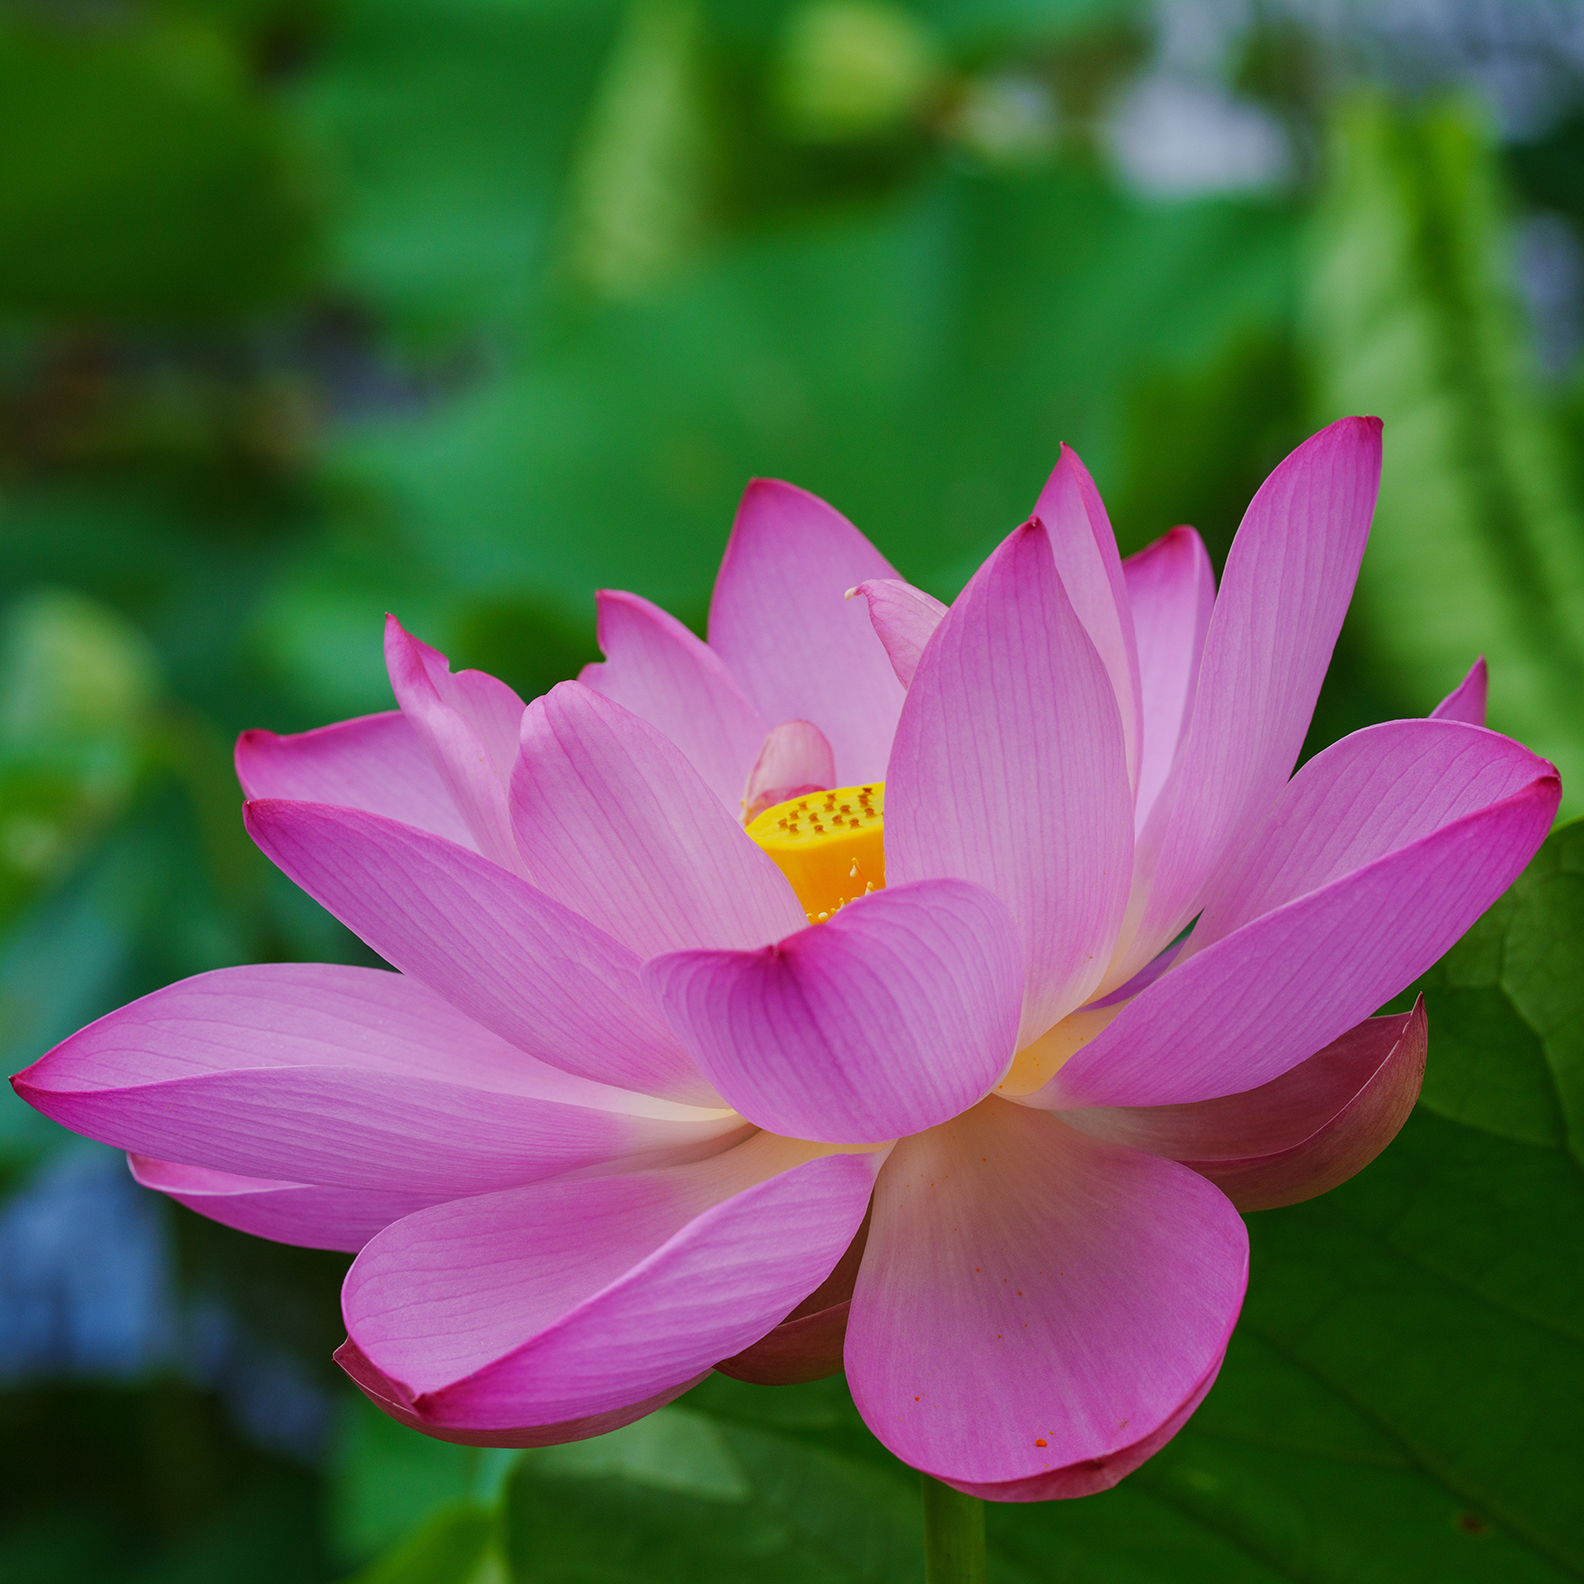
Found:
[341,1504,501,1584]
[1306,93,1584,816]
[0,16,316,317]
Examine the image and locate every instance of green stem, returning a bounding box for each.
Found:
[921,1474,987,1584]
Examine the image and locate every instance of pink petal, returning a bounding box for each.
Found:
[886,521,1133,1043]
[244,800,713,1103]
[235,712,477,851]
[708,479,905,784]
[342,1133,886,1431]
[1122,526,1215,832]
[1118,418,1383,983]
[384,616,526,872]
[643,880,1022,1143]
[846,579,947,688]
[338,1336,708,1448]
[845,1098,1246,1495]
[1430,657,1488,726]
[128,1155,438,1253]
[511,682,806,957]
[1035,447,1143,790]
[1040,769,1558,1109]
[741,720,835,822]
[1185,719,1555,957]
[14,963,738,1195]
[579,589,767,812]
[1064,1001,1426,1212]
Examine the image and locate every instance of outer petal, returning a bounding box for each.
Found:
[1431,656,1488,726]
[512,682,806,957]
[579,589,767,812]
[886,521,1133,1043]
[1039,772,1557,1109]
[741,720,835,822]
[13,963,737,1195]
[1117,418,1382,982]
[643,881,1022,1144]
[384,616,526,872]
[845,1098,1246,1498]
[235,713,477,850]
[1063,1001,1427,1212]
[342,1132,886,1431]
[1186,719,1555,956]
[1035,446,1143,790]
[846,579,947,689]
[1122,526,1215,832]
[128,1156,437,1253]
[244,801,712,1103]
[708,479,906,784]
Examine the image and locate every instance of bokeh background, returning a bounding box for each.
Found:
[3,0,1584,1579]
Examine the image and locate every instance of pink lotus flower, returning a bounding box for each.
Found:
[12,418,1559,1501]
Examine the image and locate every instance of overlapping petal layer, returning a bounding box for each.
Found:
[579,589,767,811]
[1431,657,1489,726]
[343,1133,886,1431]
[846,1099,1246,1499]
[847,578,947,689]
[244,801,713,1102]
[887,521,1132,1043]
[644,880,1021,1143]
[708,480,905,784]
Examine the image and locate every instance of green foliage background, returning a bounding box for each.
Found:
[2,1,1583,1579]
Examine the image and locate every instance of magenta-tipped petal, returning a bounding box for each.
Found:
[244,801,713,1103]
[512,682,806,957]
[644,880,1022,1143]
[741,719,836,821]
[580,589,767,812]
[846,578,947,689]
[1122,526,1215,833]
[128,1155,439,1252]
[1064,1001,1427,1211]
[845,1099,1246,1493]
[14,963,737,1195]
[342,1134,885,1433]
[887,521,1133,1044]
[708,479,905,784]
[1119,418,1383,982]
[1035,446,1142,789]
[384,616,527,872]
[1430,656,1489,726]
[235,713,477,850]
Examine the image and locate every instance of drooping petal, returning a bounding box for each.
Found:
[886,521,1133,1044]
[1184,719,1555,957]
[1038,769,1557,1109]
[1035,446,1143,789]
[338,1336,708,1449]
[579,589,767,812]
[129,1155,439,1253]
[845,1099,1246,1499]
[1117,418,1383,982]
[512,682,806,957]
[643,880,1022,1143]
[384,616,527,872]
[342,1132,886,1432]
[708,479,905,784]
[1122,526,1215,833]
[846,579,947,689]
[741,720,835,822]
[244,801,713,1103]
[235,713,477,850]
[15,963,739,1195]
[1062,1001,1426,1212]
[1430,656,1488,726]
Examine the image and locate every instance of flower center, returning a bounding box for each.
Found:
[745,783,886,924]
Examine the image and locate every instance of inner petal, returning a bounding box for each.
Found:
[746,783,886,924]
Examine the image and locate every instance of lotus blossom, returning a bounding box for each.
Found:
[12,417,1559,1501]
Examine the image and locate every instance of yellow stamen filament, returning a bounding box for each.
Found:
[746,783,886,924]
